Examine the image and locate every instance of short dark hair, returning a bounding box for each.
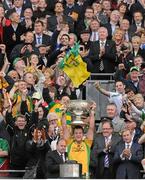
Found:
[57,138,66,145]
[115,80,125,85]
[73,125,84,134]
[34,20,44,26]
[16,114,26,121]
[60,33,70,40]
[102,120,113,129]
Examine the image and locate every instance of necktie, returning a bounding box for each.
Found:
[100,41,105,47]
[104,137,109,168]
[42,56,47,66]
[37,36,41,44]
[93,32,96,41]
[60,154,65,163]
[99,41,105,71]
[124,32,129,42]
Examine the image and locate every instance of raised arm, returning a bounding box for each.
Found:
[61,109,70,141]
[86,102,96,140]
[94,81,111,97]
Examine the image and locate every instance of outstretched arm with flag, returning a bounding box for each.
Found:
[58,43,91,88]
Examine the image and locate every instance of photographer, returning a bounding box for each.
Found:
[117,42,134,71]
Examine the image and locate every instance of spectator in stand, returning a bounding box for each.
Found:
[3,12,27,59]
[33,0,49,20]
[103,10,120,39]
[112,28,124,59]
[88,27,117,74]
[131,35,145,60]
[21,8,34,32]
[130,11,144,37]
[6,0,25,20]
[10,31,34,62]
[115,66,140,94]
[76,7,94,36]
[0,5,11,44]
[92,1,108,25]
[89,19,100,42]
[33,20,51,49]
[63,0,80,23]
[5,107,35,177]
[97,103,126,133]
[45,138,67,178]
[101,0,111,22]
[25,126,51,178]
[120,19,132,42]
[114,129,143,179]
[95,80,126,114]
[47,2,74,33]
[118,3,131,24]
[90,120,121,178]
[0,137,9,177]
[130,0,145,21]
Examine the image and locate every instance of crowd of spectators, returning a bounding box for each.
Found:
[0,0,145,179]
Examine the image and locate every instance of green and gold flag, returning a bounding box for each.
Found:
[58,43,90,88]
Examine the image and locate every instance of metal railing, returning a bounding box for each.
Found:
[89,73,115,80]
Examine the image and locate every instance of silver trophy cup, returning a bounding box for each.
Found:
[67,100,91,126]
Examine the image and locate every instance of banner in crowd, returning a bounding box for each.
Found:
[58,43,90,88]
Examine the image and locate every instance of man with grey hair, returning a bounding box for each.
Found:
[97,103,126,133]
[88,26,117,75]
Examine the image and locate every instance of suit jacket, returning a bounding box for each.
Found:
[129,23,144,37]
[88,40,117,73]
[103,22,119,40]
[45,150,67,178]
[3,23,26,56]
[124,79,140,94]
[33,34,51,47]
[131,48,145,60]
[130,1,145,20]
[113,141,143,179]
[5,7,25,19]
[97,117,126,133]
[47,15,74,33]
[90,133,122,178]
[64,3,80,18]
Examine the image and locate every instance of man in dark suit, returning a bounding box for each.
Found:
[90,120,122,178]
[63,0,80,22]
[124,115,143,143]
[10,31,34,63]
[114,129,143,179]
[103,10,120,39]
[88,26,117,75]
[45,138,67,178]
[47,2,74,33]
[3,12,27,59]
[120,19,132,42]
[130,0,145,21]
[33,20,51,48]
[5,0,26,19]
[129,11,144,37]
[75,7,94,36]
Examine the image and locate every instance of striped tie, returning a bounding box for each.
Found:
[104,137,109,168]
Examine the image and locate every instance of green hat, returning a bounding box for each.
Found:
[13,57,22,66]
[32,92,42,99]
[130,66,139,72]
